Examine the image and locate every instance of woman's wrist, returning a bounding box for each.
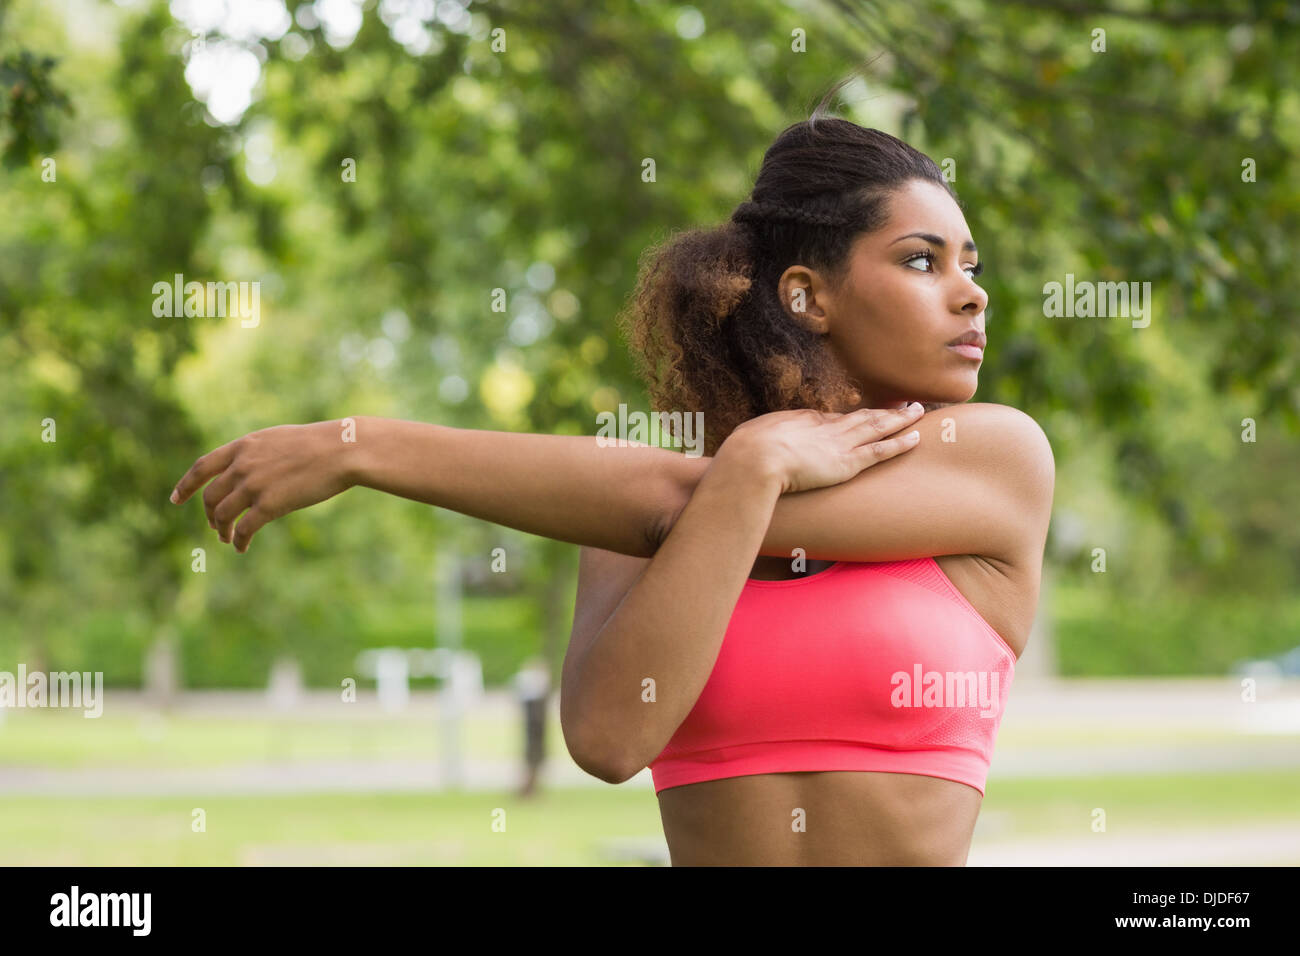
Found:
[713,429,788,496]
[650,443,781,550]
[341,414,383,489]
[706,453,785,520]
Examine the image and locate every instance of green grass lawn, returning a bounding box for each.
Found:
[0,707,528,767]
[979,769,1300,836]
[0,789,660,865]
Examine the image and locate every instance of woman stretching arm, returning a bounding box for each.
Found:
[169,399,1049,570]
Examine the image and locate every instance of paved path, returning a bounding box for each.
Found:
[0,759,554,796]
[967,823,1300,866]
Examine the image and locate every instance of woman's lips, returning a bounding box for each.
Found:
[947,343,984,361]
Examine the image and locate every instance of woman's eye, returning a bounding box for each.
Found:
[904,253,933,272]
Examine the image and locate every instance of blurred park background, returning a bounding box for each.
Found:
[1,0,1298,865]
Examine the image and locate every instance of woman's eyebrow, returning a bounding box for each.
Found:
[890,231,978,253]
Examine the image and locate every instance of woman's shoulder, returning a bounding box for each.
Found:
[904,401,1055,574]
[921,401,1055,495]
[924,401,1051,441]
[917,403,1053,655]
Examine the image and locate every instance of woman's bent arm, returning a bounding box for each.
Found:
[561,446,782,781]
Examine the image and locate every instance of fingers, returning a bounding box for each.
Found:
[212,486,255,545]
[853,428,921,469]
[202,468,241,530]
[843,402,924,438]
[231,505,272,554]
[171,441,239,504]
[171,438,266,554]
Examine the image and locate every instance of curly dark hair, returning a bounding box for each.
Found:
[617,83,959,457]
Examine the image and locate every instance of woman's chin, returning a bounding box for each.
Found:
[909,382,978,407]
[931,378,979,404]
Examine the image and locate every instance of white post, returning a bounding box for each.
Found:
[436,541,464,789]
[267,655,304,711]
[375,649,410,713]
[144,626,180,710]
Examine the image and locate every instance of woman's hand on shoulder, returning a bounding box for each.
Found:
[718,403,926,494]
[754,401,1055,566]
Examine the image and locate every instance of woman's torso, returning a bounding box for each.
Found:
[654,552,1033,866]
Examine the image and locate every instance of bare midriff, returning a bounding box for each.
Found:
[656,768,984,865]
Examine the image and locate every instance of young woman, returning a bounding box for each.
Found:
[170,116,1054,866]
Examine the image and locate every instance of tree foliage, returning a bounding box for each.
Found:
[2,0,1297,682]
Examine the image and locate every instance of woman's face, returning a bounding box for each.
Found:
[780,178,989,409]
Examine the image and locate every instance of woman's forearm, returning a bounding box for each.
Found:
[347,415,687,557]
[568,451,783,779]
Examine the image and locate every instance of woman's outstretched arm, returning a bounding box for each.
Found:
[170,402,1049,568]
[169,414,690,556]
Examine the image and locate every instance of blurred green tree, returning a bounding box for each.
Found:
[2,0,1297,686]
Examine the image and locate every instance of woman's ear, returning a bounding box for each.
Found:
[777,265,832,334]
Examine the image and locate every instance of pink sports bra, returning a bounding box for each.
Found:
[648,557,1018,797]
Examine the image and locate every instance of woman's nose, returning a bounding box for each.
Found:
[962,280,988,314]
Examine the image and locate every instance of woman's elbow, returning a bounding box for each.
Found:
[564,731,633,784]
